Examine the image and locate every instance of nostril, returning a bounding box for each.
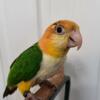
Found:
[69,37,75,42]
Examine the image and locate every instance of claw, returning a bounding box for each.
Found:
[24,91,31,98]
[25,92,40,100]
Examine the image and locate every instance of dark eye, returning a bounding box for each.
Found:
[56,26,65,34]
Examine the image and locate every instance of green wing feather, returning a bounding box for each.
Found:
[7,42,42,86]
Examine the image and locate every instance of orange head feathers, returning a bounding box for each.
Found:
[39,20,82,57]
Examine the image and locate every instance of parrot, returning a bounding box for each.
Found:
[3,20,82,98]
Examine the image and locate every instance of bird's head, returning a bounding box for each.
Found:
[39,20,82,57]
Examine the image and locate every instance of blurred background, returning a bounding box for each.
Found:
[0,0,100,100]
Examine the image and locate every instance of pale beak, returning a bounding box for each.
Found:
[67,29,82,50]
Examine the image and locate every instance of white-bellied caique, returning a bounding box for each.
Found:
[3,20,82,98]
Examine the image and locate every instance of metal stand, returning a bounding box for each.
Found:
[50,76,71,100]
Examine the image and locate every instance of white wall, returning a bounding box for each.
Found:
[0,0,38,100]
[0,0,100,100]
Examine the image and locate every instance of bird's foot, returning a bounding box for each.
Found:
[39,80,57,92]
[25,92,41,100]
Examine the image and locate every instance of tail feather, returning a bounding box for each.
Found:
[3,86,17,98]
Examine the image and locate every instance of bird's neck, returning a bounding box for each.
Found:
[39,39,69,58]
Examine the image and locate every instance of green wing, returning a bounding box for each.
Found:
[7,42,42,86]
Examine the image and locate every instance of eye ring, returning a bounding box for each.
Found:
[55,25,65,34]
